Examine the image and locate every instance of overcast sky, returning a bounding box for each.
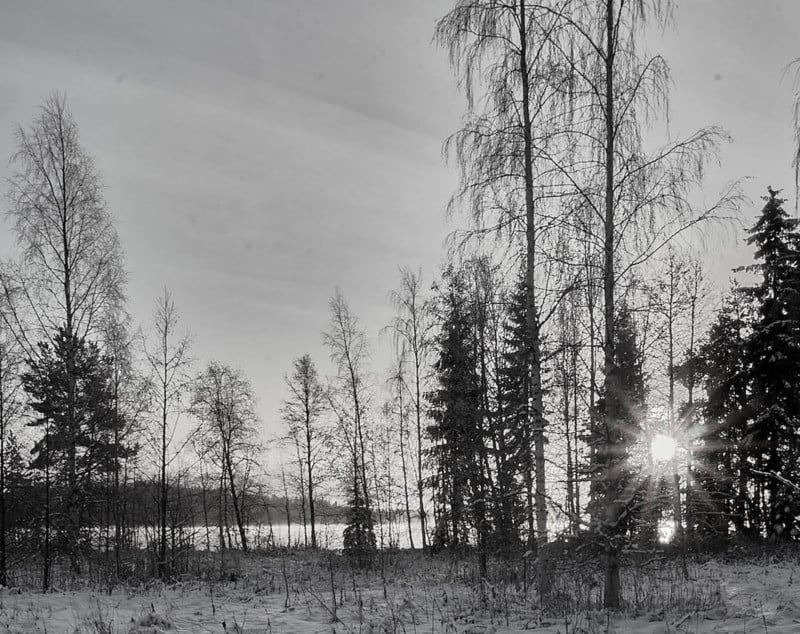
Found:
[1,1,799,440]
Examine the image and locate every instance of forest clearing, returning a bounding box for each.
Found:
[2,1,800,631]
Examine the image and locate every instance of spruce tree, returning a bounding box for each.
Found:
[495,275,533,554]
[741,188,800,538]
[695,288,755,537]
[588,304,646,547]
[342,477,376,566]
[22,328,132,574]
[1,430,29,582]
[613,305,647,537]
[427,267,482,550]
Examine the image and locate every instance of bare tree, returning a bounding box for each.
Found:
[386,268,434,549]
[554,289,583,535]
[646,248,697,542]
[142,289,193,579]
[677,254,708,535]
[1,93,125,349]
[324,289,375,559]
[1,93,126,576]
[385,350,415,549]
[192,362,259,552]
[100,310,145,577]
[281,354,328,549]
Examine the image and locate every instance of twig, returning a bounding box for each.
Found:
[672,612,693,628]
[752,469,800,493]
[280,554,291,610]
[329,553,337,621]
[307,586,346,627]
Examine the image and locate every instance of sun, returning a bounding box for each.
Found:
[651,433,678,462]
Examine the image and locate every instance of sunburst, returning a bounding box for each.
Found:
[651,433,678,463]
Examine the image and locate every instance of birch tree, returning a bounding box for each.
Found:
[1,93,125,576]
[324,290,375,563]
[142,289,192,579]
[281,354,328,549]
[99,310,145,577]
[1,93,125,350]
[192,362,259,552]
[387,268,434,549]
[385,350,416,549]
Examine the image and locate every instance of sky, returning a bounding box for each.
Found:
[0,1,799,441]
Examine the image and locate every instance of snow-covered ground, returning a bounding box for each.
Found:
[1,550,798,633]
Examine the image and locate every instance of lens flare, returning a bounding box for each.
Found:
[651,433,678,462]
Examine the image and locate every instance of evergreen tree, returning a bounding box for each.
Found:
[342,479,377,566]
[614,305,647,537]
[588,305,646,545]
[1,430,32,576]
[495,275,533,554]
[427,267,482,550]
[463,258,499,575]
[741,188,800,538]
[694,288,755,537]
[22,328,133,574]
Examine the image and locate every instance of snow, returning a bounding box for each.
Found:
[1,551,799,633]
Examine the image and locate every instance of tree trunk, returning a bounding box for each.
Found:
[563,356,575,530]
[414,358,428,550]
[59,173,82,576]
[0,359,6,588]
[224,445,248,551]
[218,469,226,563]
[519,0,549,596]
[602,0,621,610]
[201,469,211,552]
[295,441,308,547]
[398,382,415,549]
[305,422,317,548]
[685,279,698,537]
[586,259,599,519]
[282,470,292,548]
[159,384,168,579]
[572,324,582,533]
[667,273,684,543]
[113,378,122,579]
[43,425,51,592]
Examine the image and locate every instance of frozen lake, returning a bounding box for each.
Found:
[126,518,426,551]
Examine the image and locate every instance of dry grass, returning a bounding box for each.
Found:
[3,544,797,633]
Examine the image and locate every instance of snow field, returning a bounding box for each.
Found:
[0,548,798,633]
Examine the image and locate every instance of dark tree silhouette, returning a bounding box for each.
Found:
[23,328,132,584]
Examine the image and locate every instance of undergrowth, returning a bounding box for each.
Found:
[1,543,798,633]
